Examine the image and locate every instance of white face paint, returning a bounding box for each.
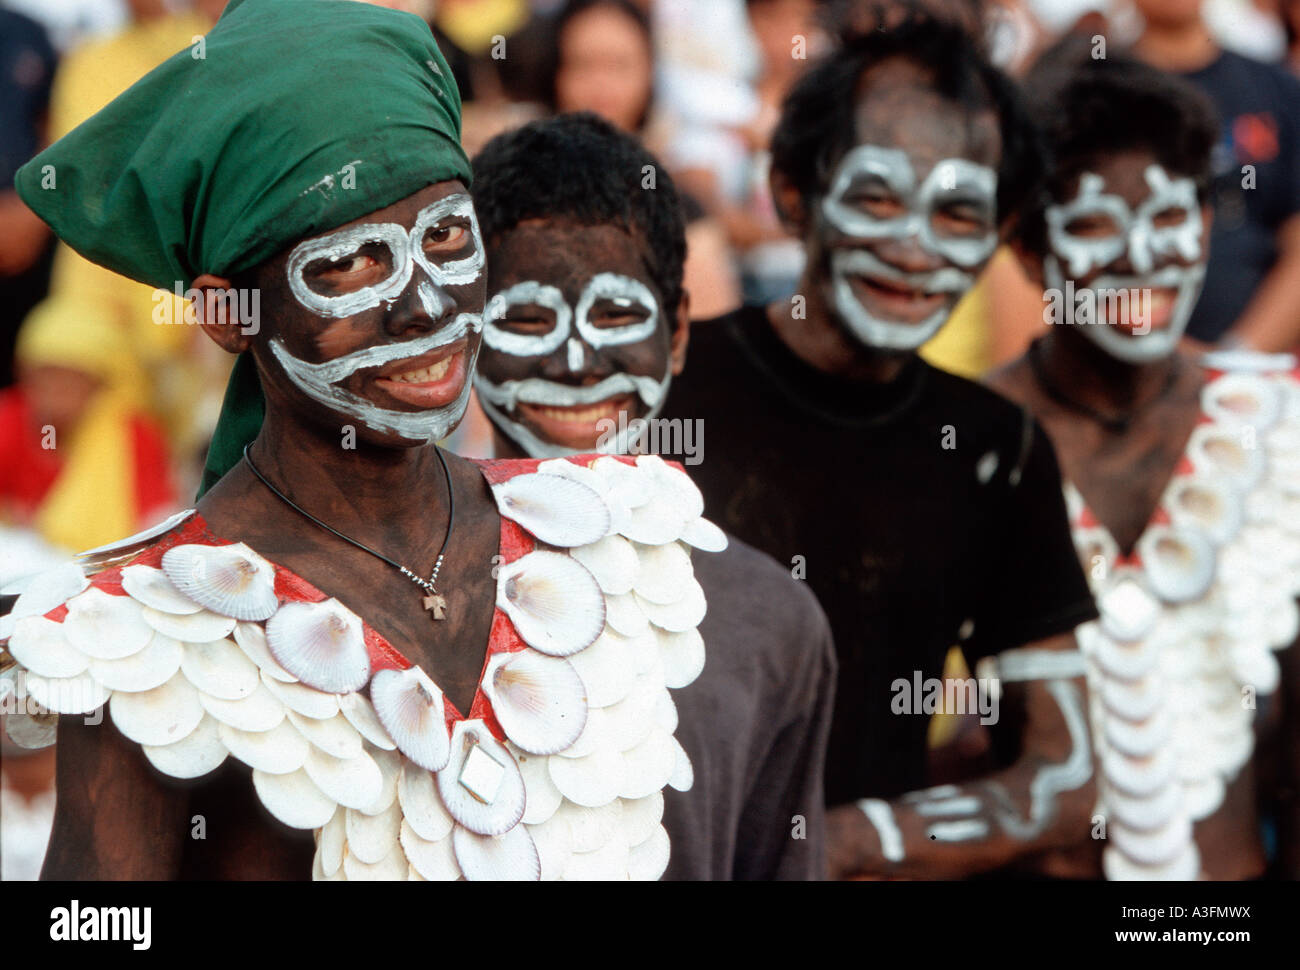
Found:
[821,145,998,350]
[275,194,485,442]
[474,272,670,458]
[1043,165,1206,364]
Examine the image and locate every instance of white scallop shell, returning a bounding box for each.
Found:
[199,680,287,732]
[1110,815,1193,865]
[141,605,237,643]
[342,847,408,881]
[620,792,664,848]
[233,621,297,683]
[7,615,89,678]
[1103,842,1200,881]
[496,551,605,656]
[527,813,574,880]
[619,730,677,800]
[566,628,638,708]
[120,564,202,615]
[1104,779,1183,831]
[369,665,450,772]
[1137,526,1215,603]
[1102,747,1175,797]
[260,669,341,719]
[563,830,631,880]
[1103,707,1172,758]
[591,456,653,508]
[63,587,153,659]
[437,719,526,836]
[482,650,588,755]
[604,593,650,637]
[548,744,625,808]
[627,823,670,881]
[1187,425,1265,490]
[161,542,279,621]
[1165,477,1242,546]
[679,516,728,553]
[569,534,638,595]
[397,762,454,842]
[636,578,707,633]
[84,632,182,693]
[654,626,705,689]
[346,801,402,863]
[287,710,363,760]
[302,745,383,810]
[179,638,260,700]
[553,798,622,853]
[339,690,396,750]
[4,562,88,624]
[492,473,611,547]
[24,669,109,715]
[264,598,370,694]
[109,671,204,746]
[142,714,228,778]
[1099,674,1165,722]
[632,541,693,605]
[667,736,694,792]
[1181,774,1227,821]
[637,454,704,518]
[452,824,540,881]
[252,767,337,829]
[217,718,309,774]
[318,807,346,876]
[400,821,460,880]
[510,742,564,825]
[1202,372,1282,429]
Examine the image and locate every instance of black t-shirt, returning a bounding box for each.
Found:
[1180,50,1300,343]
[661,306,1098,803]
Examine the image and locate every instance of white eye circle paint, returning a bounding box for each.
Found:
[573,273,660,347]
[1043,164,1206,364]
[481,281,572,357]
[475,273,668,458]
[271,313,484,442]
[286,222,413,319]
[410,195,485,287]
[819,144,997,351]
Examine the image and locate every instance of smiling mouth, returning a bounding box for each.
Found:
[371,341,468,409]
[516,393,637,450]
[1106,286,1179,334]
[849,273,949,323]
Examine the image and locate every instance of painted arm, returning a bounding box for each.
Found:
[41,713,191,880]
[1224,214,1300,352]
[826,632,1096,880]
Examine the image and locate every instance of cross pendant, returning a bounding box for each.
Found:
[422,592,448,620]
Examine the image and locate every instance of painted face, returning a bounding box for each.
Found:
[814,60,1001,351]
[256,184,487,445]
[474,222,673,458]
[1043,153,1206,363]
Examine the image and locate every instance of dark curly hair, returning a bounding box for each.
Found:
[770,3,1042,229]
[470,112,687,313]
[1014,38,1218,257]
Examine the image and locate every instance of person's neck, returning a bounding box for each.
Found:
[1037,330,1180,416]
[1134,19,1219,72]
[491,428,526,461]
[766,272,912,384]
[247,404,451,537]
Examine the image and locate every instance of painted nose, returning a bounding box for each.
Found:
[566,338,586,373]
[385,271,457,337]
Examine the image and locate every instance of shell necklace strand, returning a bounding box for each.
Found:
[242,443,454,620]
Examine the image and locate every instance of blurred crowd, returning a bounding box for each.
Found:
[1,0,1299,879]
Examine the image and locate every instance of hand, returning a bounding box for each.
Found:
[825,802,887,880]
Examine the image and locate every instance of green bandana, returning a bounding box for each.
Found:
[16,0,471,497]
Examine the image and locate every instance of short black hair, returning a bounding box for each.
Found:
[1015,39,1218,256]
[470,112,687,312]
[769,3,1042,227]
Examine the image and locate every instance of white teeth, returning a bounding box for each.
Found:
[530,403,625,423]
[388,357,453,384]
